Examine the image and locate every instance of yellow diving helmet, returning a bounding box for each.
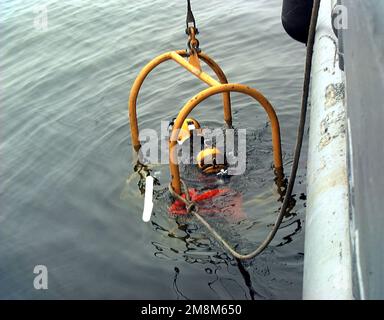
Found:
[169,117,201,144]
[196,147,227,174]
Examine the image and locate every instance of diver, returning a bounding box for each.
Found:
[167,117,246,222]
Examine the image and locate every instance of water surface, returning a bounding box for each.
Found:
[0,0,307,299]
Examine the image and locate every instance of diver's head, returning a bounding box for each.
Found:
[168,117,201,145]
[196,147,227,175]
[169,117,228,176]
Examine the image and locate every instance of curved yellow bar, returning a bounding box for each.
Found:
[169,83,283,194]
[198,52,232,126]
[128,50,232,151]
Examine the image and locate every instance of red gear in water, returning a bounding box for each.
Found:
[168,188,246,222]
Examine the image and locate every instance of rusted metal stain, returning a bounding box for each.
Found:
[325,82,345,108]
[318,109,346,150]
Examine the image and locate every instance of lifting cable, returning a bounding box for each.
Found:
[186,0,197,31]
[170,0,321,260]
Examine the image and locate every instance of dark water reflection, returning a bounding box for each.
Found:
[131,128,303,300]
